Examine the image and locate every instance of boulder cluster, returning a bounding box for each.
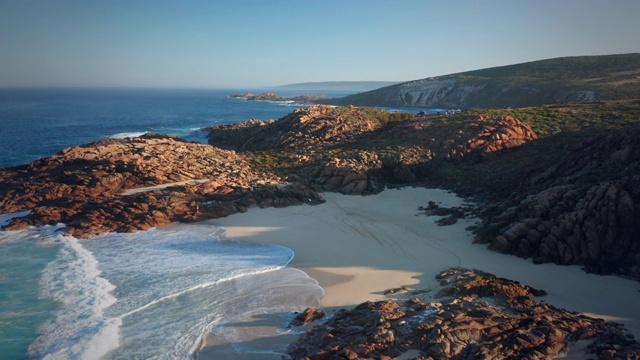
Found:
[287,268,640,360]
[0,133,322,237]
[206,106,538,196]
[476,125,640,279]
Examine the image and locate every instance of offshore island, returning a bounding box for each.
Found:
[2,53,640,359]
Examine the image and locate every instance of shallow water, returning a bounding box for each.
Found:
[0,214,323,359]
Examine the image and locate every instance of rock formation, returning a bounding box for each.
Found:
[1,103,638,281]
[475,125,640,279]
[287,268,640,360]
[0,133,323,238]
[227,92,327,104]
[206,105,538,196]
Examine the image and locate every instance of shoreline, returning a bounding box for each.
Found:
[197,187,640,358]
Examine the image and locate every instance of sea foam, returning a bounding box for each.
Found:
[107,131,147,139]
[16,221,322,359]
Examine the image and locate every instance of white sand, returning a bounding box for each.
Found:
[198,187,640,358]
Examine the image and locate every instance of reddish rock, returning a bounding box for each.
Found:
[0,134,324,238]
[287,268,640,360]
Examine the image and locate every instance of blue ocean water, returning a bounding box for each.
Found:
[0,88,354,168]
[0,88,347,359]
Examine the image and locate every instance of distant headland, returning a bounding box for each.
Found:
[227,92,328,105]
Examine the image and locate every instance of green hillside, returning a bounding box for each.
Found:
[326,54,640,108]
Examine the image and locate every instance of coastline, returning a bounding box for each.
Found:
[197,187,640,358]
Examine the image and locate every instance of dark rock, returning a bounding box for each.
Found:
[287,268,640,360]
[476,125,640,279]
[290,308,326,327]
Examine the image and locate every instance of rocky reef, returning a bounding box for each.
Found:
[288,268,640,360]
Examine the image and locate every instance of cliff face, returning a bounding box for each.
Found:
[331,76,603,109]
[326,53,640,109]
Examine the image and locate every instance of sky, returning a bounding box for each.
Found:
[0,0,639,89]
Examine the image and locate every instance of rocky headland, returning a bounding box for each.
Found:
[2,103,639,278]
[0,133,322,238]
[228,92,327,104]
[324,54,640,109]
[205,105,538,195]
[2,100,640,358]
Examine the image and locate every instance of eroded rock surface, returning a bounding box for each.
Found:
[287,268,640,360]
[206,106,538,196]
[475,125,640,279]
[0,133,323,238]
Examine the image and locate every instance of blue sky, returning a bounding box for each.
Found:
[1,0,639,88]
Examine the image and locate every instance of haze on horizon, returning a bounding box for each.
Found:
[1,0,639,89]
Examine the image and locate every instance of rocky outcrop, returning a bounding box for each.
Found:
[383,114,538,161]
[0,106,539,237]
[228,93,285,101]
[287,268,640,360]
[290,308,326,327]
[475,125,640,279]
[207,105,398,152]
[206,106,538,194]
[0,134,323,238]
[314,152,384,195]
[227,93,327,104]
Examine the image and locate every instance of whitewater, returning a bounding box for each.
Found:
[0,88,340,359]
[0,88,433,358]
[0,211,323,359]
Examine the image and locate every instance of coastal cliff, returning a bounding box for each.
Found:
[325,54,640,109]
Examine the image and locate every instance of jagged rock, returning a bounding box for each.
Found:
[477,125,640,279]
[290,308,326,326]
[287,268,640,360]
[0,134,324,238]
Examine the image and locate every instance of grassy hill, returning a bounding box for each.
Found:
[325,54,640,108]
[274,81,401,92]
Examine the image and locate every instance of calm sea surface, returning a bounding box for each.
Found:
[0,88,354,359]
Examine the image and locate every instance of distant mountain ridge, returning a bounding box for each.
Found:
[326,53,640,108]
[274,81,401,92]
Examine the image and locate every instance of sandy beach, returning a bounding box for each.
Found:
[198,187,640,358]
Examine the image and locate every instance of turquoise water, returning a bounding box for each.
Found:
[0,217,61,360]
[0,88,430,358]
[0,89,333,359]
[0,215,323,359]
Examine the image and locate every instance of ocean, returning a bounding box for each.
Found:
[0,88,354,359]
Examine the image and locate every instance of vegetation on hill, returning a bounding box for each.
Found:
[325,54,640,108]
